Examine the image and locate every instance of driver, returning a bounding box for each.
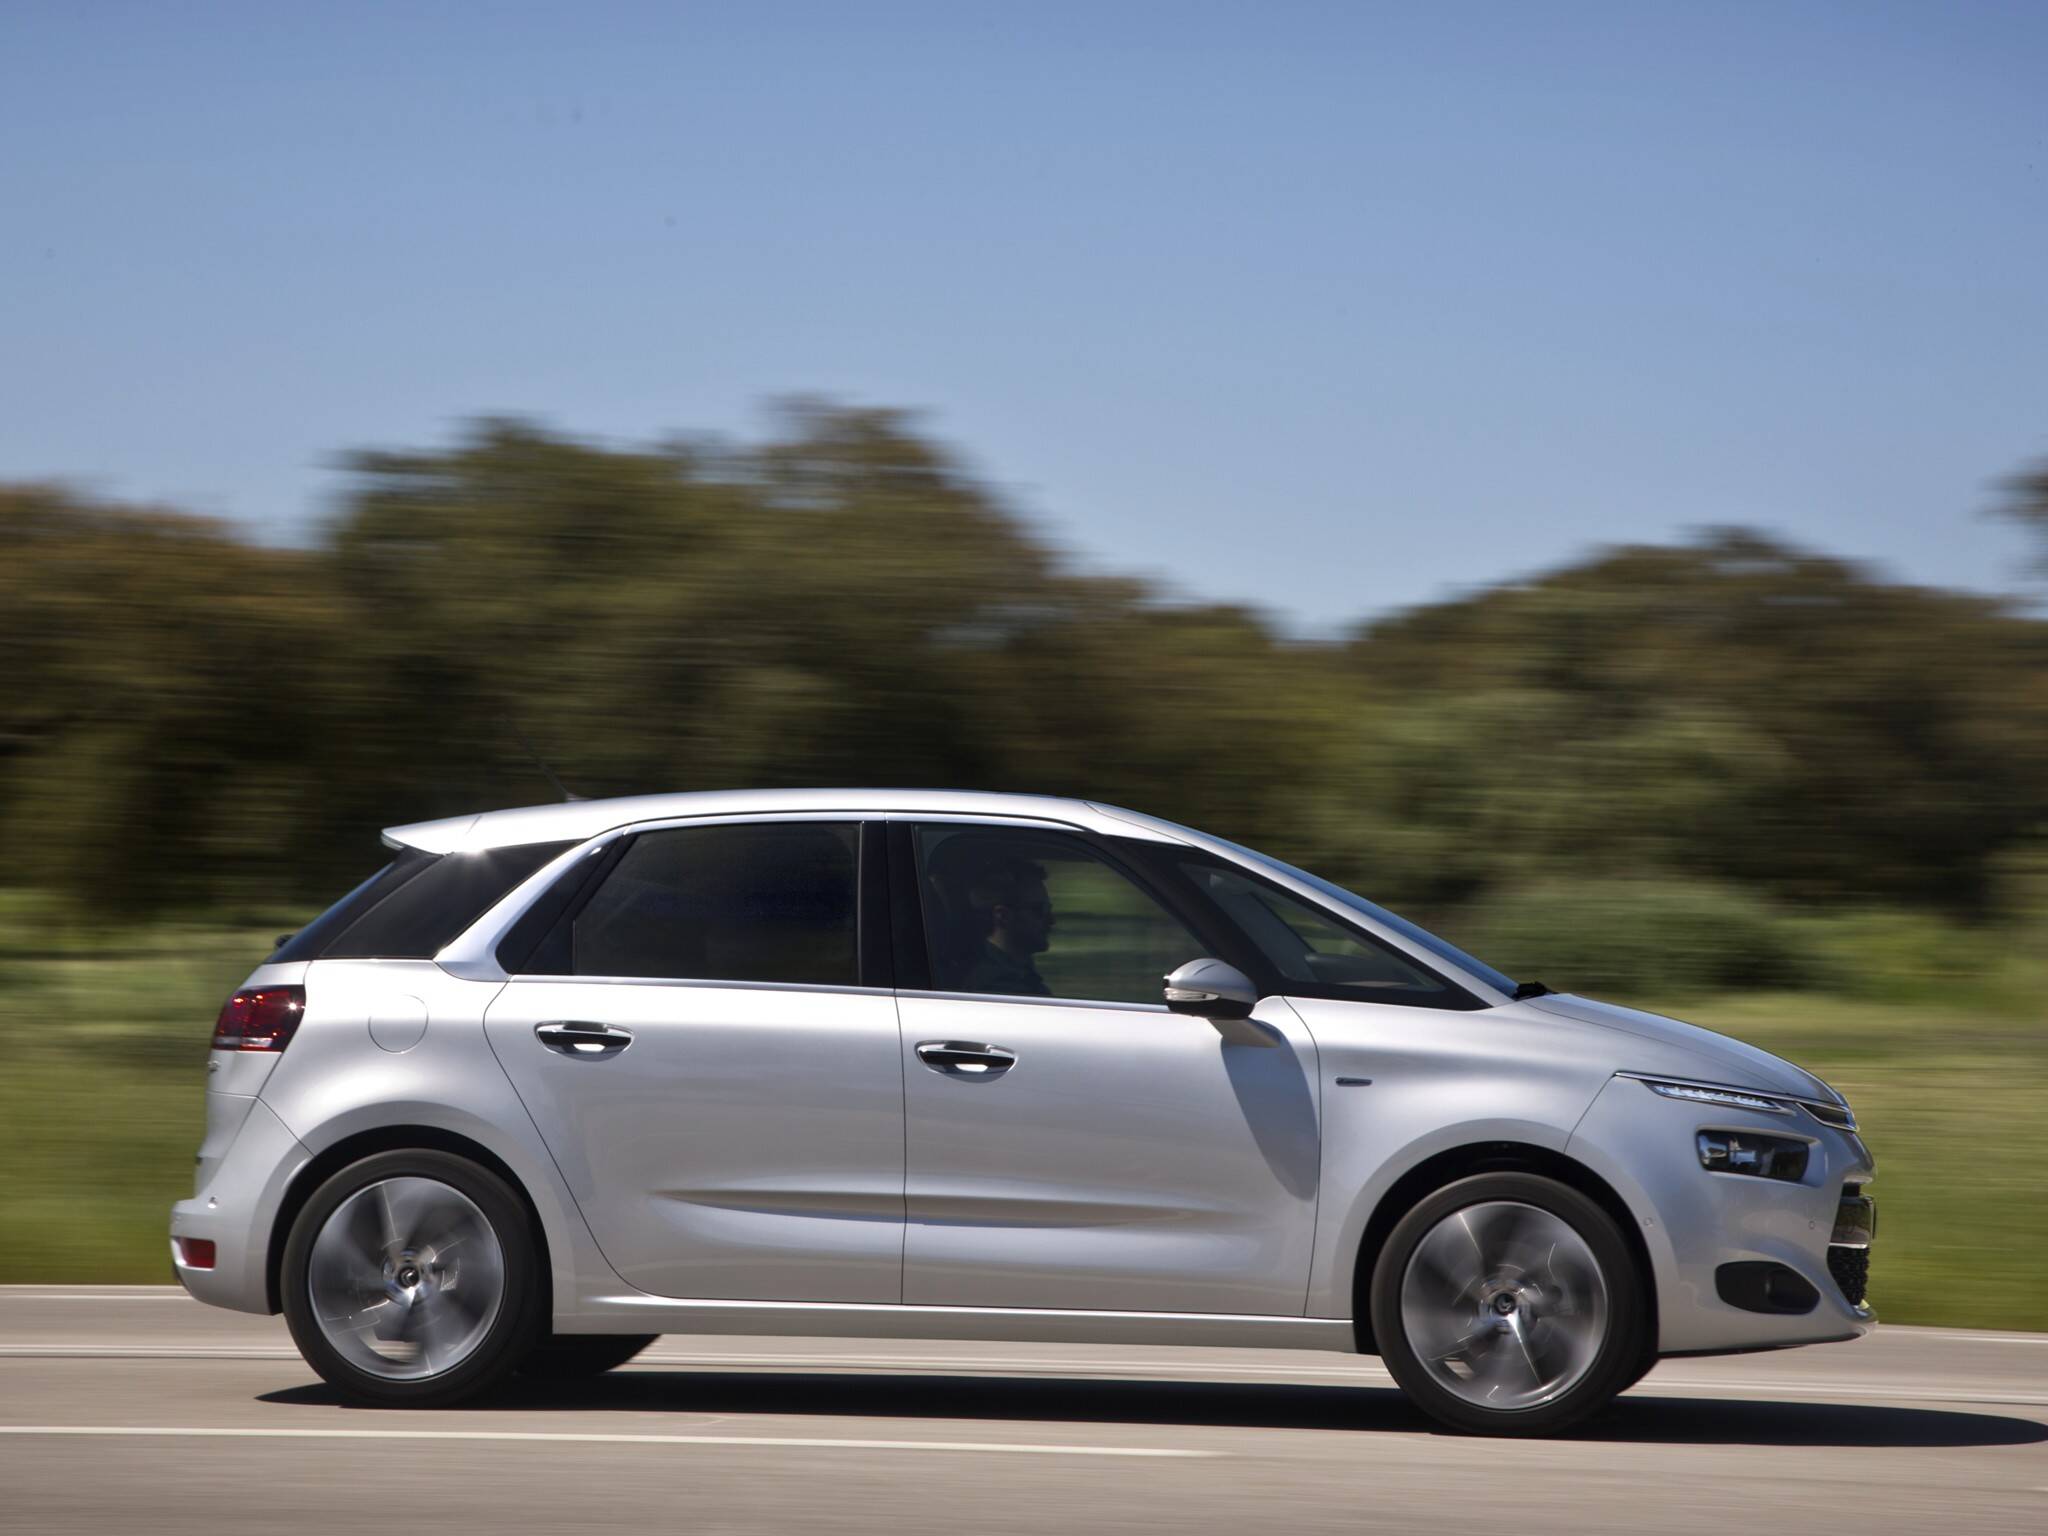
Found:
[962,854,1054,997]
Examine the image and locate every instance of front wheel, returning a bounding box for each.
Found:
[1369,1172,1647,1436]
[281,1149,542,1408]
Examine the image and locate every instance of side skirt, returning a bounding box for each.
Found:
[557,1295,1357,1352]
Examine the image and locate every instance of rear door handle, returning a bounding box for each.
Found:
[915,1040,1016,1078]
[535,1021,634,1058]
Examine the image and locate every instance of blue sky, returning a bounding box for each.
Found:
[4,1,2044,629]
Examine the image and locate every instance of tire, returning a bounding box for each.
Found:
[1369,1171,1647,1436]
[520,1333,659,1379]
[281,1149,543,1408]
[1618,1340,1660,1395]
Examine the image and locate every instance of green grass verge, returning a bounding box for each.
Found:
[2,905,2041,1330]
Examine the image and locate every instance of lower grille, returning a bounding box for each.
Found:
[1827,1244,1870,1308]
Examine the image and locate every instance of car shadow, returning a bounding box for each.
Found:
[258,1369,2047,1449]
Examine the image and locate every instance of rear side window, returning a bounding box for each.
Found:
[268,851,438,962]
[568,822,858,984]
[318,841,577,959]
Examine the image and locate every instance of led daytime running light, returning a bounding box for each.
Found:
[1642,1079,1794,1115]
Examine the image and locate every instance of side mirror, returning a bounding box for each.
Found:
[1163,958,1259,1020]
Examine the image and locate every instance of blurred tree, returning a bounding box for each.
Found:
[1996,454,2048,578]
[0,487,336,911]
[3,414,2045,930]
[1342,530,2048,912]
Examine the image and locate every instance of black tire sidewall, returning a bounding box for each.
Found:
[281,1148,541,1408]
[1369,1171,1647,1436]
[519,1332,659,1379]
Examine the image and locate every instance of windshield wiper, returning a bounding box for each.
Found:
[1510,980,1555,1000]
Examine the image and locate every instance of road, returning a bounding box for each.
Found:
[1,1287,2043,1533]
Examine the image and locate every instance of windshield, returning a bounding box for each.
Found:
[1201,837,1519,997]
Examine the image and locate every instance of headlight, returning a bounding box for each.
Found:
[1696,1130,1810,1181]
[1638,1078,1795,1116]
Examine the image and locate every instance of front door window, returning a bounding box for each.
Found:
[914,824,1202,1005]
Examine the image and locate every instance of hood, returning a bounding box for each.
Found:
[1522,994,1839,1104]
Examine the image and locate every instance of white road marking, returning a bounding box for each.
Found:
[0,1294,195,1302]
[0,1348,300,1359]
[0,1425,1214,1457]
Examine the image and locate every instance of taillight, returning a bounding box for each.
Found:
[212,986,306,1052]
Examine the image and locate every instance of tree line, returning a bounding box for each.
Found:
[4,403,2045,988]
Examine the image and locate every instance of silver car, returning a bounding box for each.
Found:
[172,790,1875,1435]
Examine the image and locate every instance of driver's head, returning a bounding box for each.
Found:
[968,854,1053,957]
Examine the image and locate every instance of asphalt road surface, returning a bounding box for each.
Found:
[2,1287,2044,1534]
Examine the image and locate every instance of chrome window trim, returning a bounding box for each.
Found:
[878,811,1146,832]
[498,974,898,999]
[896,988,1175,1015]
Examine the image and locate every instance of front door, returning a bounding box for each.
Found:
[897,822,1320,1314]
[484,819,904,1303]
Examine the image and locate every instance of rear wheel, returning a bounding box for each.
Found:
[1369,1172,1647,1436]
[281,1149,542,1408]
[520,1333,658,1379]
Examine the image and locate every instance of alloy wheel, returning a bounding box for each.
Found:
[1397,1199,1610,1411]
[306,1176,506,1381]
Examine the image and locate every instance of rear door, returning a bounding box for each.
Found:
[895,821,1321,1314]
[484,818,905,1303]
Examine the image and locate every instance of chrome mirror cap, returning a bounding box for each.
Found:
[1163,958,1259,1020]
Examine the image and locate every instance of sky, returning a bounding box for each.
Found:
[4,0,2045,630]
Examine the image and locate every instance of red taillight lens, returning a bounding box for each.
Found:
[173,1236,216,1270]
[212,986,305,1052]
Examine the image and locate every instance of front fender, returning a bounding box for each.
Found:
[1290,997,1615,1318]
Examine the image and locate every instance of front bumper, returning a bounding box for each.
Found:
[169,1096,311,1315]
[1569,1076,1877,1355]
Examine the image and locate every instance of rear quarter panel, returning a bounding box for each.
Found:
[253,959,628,1326]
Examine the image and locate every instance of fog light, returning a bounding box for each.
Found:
[1697,1131,1809,1181]
[173,1236,216,1270]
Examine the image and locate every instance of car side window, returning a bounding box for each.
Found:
[570,822,859,985]
[914,825,1203,1005]
[1177,858,1458,1004]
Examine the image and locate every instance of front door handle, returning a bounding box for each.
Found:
[915,1040,1016,1078]
[535,1021,634,1058]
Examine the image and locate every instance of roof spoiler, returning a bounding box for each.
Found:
[381,814,481,855]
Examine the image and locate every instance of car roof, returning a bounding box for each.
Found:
[382,789,1196,854]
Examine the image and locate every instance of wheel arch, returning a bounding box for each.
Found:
[1346,1140,1656,1356]
[264,1125,554,1318]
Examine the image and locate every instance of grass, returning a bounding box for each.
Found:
[0,897,289,1283]
[2,895,2042,1330]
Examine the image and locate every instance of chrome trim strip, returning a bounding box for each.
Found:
[896,989,1173,1015]
[499,975,896,1000]
[1800,1100,1859,1133]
